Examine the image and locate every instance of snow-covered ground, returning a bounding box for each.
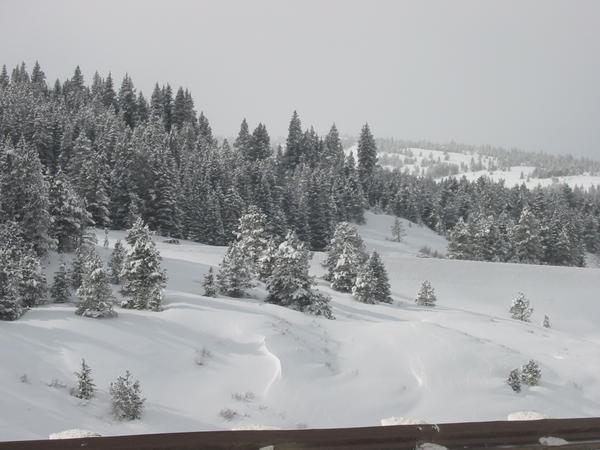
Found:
[448,166,600,190]
[346,143,600,189]
[1,212,600,441]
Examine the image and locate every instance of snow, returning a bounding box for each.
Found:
[1,212,600,440]
[349,142,600,190]
[49,429,101,439]
[380,416,426,426]
[539,436,569,446]
[507,411,548,421]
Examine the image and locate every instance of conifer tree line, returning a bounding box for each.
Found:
[1,61,599,272]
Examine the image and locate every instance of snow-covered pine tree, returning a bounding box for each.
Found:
[48,171,90,252]
[511,207,543,264]
[18,251,47,308]
[71,245,92,291]
[202,267,217,297]
[521,360,541,386]
[543,314,550,328]
[257,237,278,282]
[120,218,167,311]
[109,370,145,421]
[330,242,361,293]
[73,359,95,400]
[75,249,117,318]
[0,223,24,321]
[353,251,393,304]
[390,216,406,242]
[50,259,71,303]
[357,123,377,193]
[352,262,378,304]
[447,217,474,260]
[0,138,53,256]
[266,231,333,319]
[510,292,533,322]
[217,242,254,297]
[324,222,367,282]
[415,280,437,306]
[234,205,271,272]
[507,368,521,393]
[109,240,126,284]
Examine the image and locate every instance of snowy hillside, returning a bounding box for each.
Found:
[1,213,600,441]
[346,143,600,189]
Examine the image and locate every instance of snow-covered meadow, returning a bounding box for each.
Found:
[1,212,600,441]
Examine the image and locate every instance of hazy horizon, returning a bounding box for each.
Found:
[1,0,599,157]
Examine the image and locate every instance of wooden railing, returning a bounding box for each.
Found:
[2,417,600,449]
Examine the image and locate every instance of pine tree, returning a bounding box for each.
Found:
[234,118,252,157]
[110,370,145,421]
[0,223,24,321]
[0,139,53,256]
[73,359,95,400]
[390,217,406,242]
[202,267,217,297]
[324,222,367,282]
[415,280,437,306]
[75,249,117,318]
[511,207,543,264]
[353,251,392,303]
[102,72,117,111]
[521,360,541,386]
[109,240,126,284]
[510,292,533,322]
[284,111,303,169]
[266,231,333,318]
[120,218,167,311]
[447,217,474,260]
[50,259,71,303]
[249,123,271,160]
[71,245,92,291]
[217,242,254,297]
[357,123,377,195]
[543,315,551,328]
[18,251,47,308]
[257,237,278,282]
[331,241,364,293]
[507,368,521,393]
[49,171,89,252]
[234,206,271,273]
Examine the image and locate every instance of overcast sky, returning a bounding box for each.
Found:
[0,0,599,156]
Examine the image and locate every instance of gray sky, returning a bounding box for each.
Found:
[1,0,599,156]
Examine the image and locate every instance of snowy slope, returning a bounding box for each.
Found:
[1,214,600,441]
[346,142,600,189]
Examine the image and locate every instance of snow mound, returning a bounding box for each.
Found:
[49,429,101,439]
[539,436,569,446]
[380,416,427,426]
[231,425,281,431]
[507,411,548,421]
[417,444,448,450]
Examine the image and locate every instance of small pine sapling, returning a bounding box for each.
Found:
[543,315,550,328]
[202,267,217,297]
[50,259,71,303]
[507,368,521,393]
[521,360,541,386]
[415,280,437,306]
[109,370,145,421]
[109,240,126,284]
[510,292,533,322]
[72,359,95,400]
[390,217,406,242]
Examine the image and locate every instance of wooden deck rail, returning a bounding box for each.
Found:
[1,417,600,449]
